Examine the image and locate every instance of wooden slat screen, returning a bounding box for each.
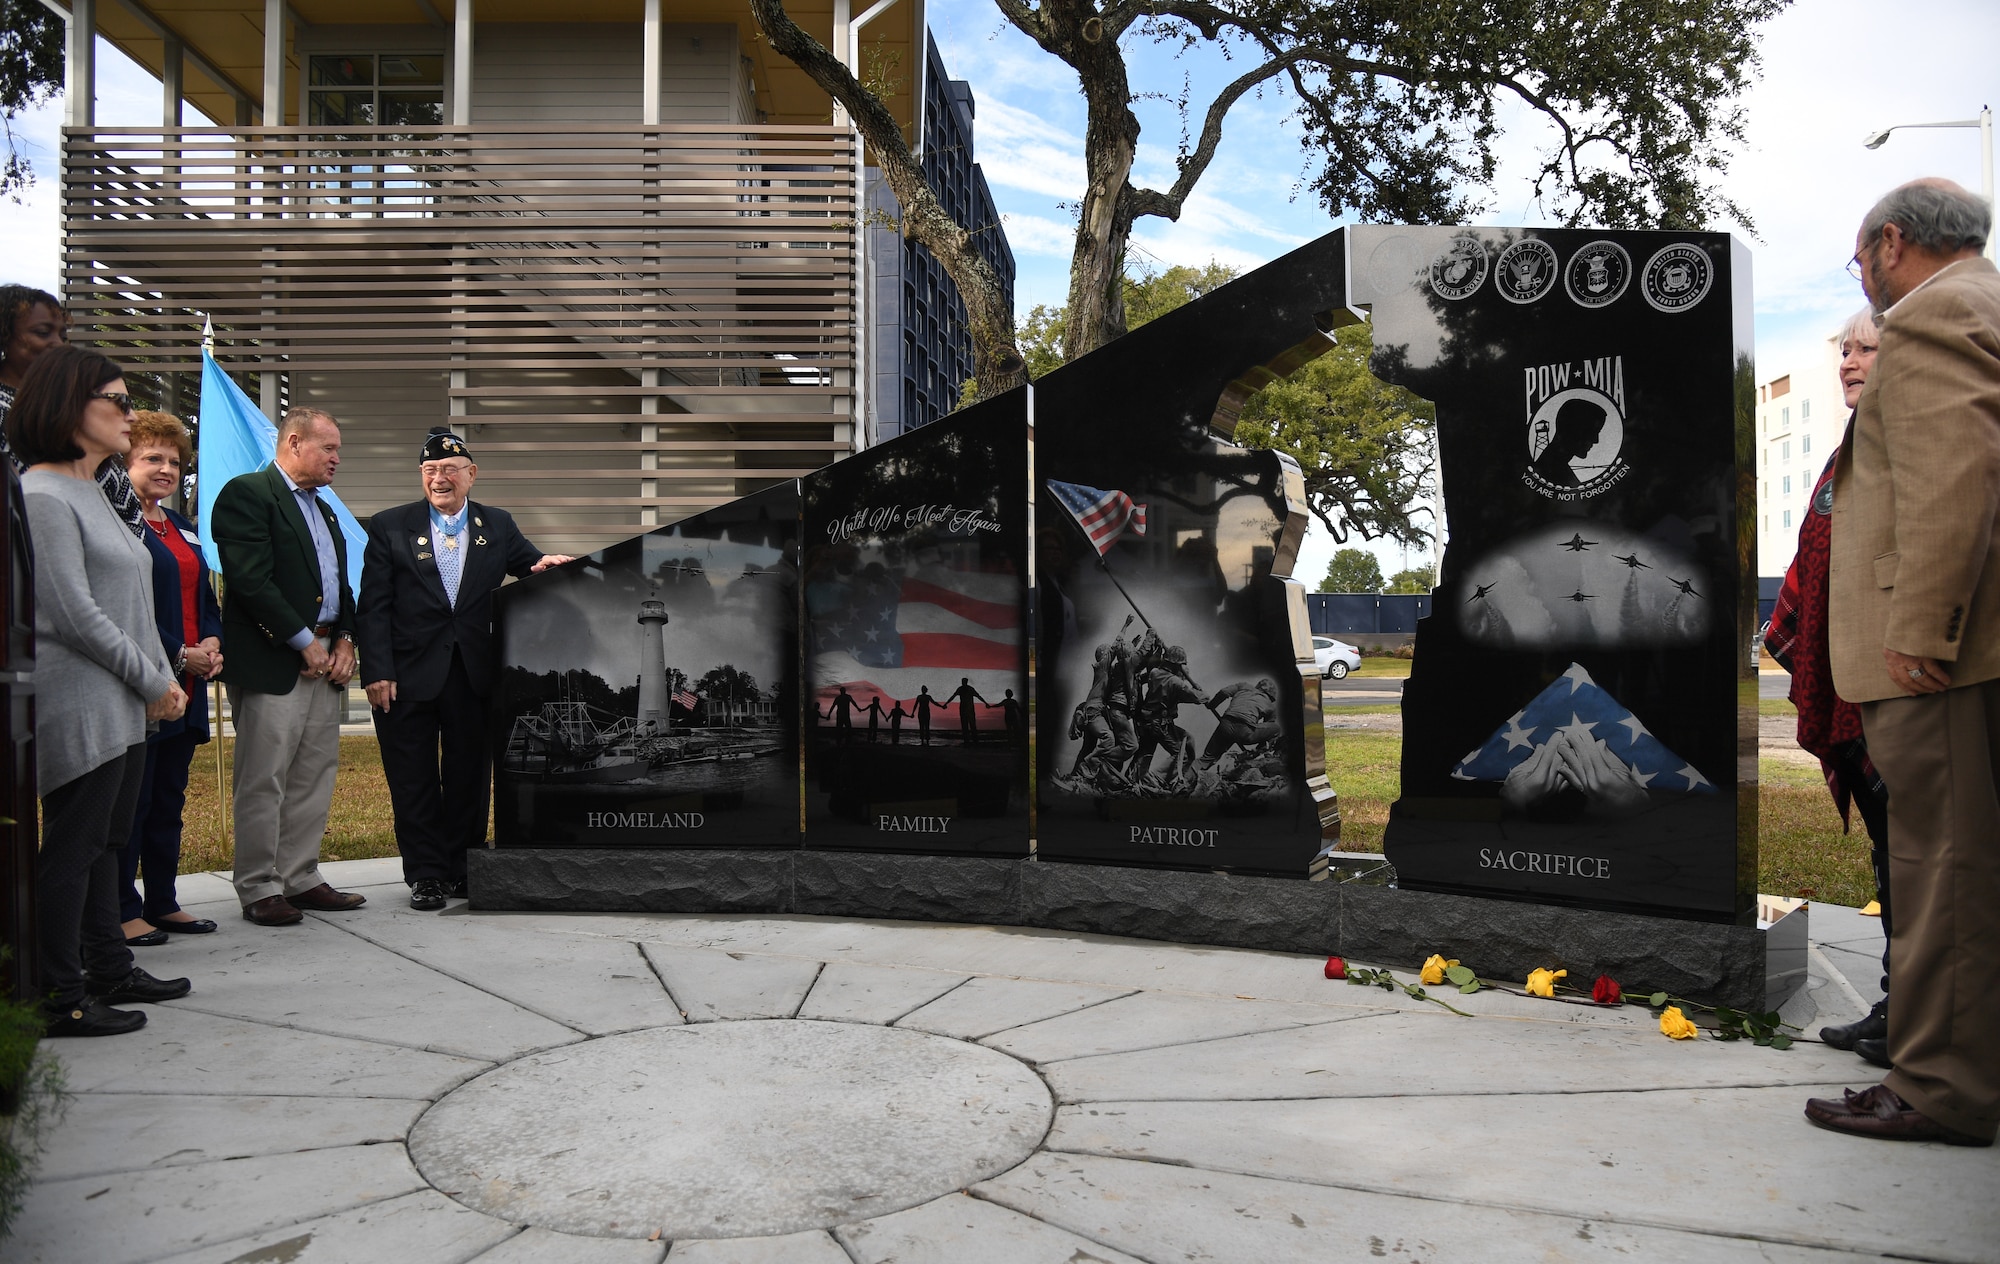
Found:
[61,124,859,553]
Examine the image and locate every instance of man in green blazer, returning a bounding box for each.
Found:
[213,407,368,926]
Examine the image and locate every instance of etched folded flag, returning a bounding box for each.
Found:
[1048,479,1147,556]
[1452,662,1715,793]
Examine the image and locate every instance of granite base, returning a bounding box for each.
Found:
[468,849,1784,1010]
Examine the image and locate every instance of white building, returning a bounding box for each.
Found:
[1756,334,1851,579]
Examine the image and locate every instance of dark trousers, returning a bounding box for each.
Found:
[373,652,488,885]
[1836,745,1893,994]
[120,730,201,923]
[39,745,146,1008]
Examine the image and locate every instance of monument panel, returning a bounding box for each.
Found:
[1353,226,1755,923]
[491,482,801,847]
[1033,253,1340,879]
[800,390,1032,856]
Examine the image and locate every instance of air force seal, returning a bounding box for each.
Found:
[1430,236,1489,300]
[1495,239,1558,304]
[1642,244,1714,313]
[1564,241,1632,309]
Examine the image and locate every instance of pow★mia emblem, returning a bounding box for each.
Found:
[1429,236,1489,300]
[1522,355,1631,502]
[1642,244,1713,313]
[1564,241,1633,308]
[1813,480,1834,516]
[1495,239,1559,304]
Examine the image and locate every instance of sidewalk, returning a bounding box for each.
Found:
[5,859,1993,1264]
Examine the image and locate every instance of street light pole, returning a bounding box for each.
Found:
[1863,106,1996,260]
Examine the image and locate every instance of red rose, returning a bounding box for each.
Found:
[1324,956,1346,980]
[1592,974,1622,1004]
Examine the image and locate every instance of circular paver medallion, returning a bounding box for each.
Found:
[409,1020,1052,1239]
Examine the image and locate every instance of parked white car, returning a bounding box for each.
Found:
[1312,636,1363,680]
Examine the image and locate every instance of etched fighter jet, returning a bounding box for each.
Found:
[1467,582,1497,603]
[1559,533,1598,552]
[1668,577,1702,598]
[1564,590,1596,603]
[1614,553,1650,569]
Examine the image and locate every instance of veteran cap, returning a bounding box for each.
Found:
[421,426,471,463]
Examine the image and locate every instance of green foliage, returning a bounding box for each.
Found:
[0,959,70,1236]
[1385,564,1436,595]
[1342,965,1473,1016]
[1122,262,1237,329]
[1318,549,1383,594]
[1017,262,1239,379]
[0,0,63,201]
[1234,322,1437,545]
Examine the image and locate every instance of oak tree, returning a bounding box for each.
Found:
[753,0,1784,397]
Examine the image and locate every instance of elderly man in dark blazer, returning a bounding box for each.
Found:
[1808,178,2000,1149]
[213,406,367,926]
[359,428,569,910]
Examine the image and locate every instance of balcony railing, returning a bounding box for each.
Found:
[61,124,861,551]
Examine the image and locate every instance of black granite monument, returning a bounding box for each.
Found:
[1351,226,1756,924]
[800,390,1032,856]
[491,481,801,847]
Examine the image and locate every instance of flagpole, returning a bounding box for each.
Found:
[214,679,229,857]
[1054,505,1154,631]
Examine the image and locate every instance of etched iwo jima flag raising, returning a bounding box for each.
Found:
[0,0,1995,1258]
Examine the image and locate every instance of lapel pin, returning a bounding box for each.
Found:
[474,517,483,527]
[475,536,487,546]
[417,536,428,545]
[418,551,433,560]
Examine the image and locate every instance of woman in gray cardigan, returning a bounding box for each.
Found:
[9,346,193,1037]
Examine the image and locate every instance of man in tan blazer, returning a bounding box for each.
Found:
[1809,179,1999,1147]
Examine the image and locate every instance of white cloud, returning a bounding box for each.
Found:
[995,212,1076,259]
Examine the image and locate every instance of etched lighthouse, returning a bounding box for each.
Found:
[636,599,671,736]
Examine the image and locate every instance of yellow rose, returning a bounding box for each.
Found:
[1419,954,1460,985]
[1525,967,1568,998]
[1660,1006,1699,1040]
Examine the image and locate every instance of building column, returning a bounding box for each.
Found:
[66,0,96,128]
[262,0,284,124]
[642,0,661,125]
[452,0,474,125]
[161,33,183,126]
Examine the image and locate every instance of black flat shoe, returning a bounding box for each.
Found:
[449,878,469,900]
[86,966,192,1005]
[410,878,449,912]
[1855,1036,1894,1069]
[1820,1000,1887,1051]
[149,916,218,935]
[125,928,169,947]
[43,997,147,1037]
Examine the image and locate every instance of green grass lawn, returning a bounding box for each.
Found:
[180,735,403,873]
[1351,658,1413,679]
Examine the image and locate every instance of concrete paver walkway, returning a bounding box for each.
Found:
[7,858,1994,1263]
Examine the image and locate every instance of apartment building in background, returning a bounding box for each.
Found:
[1754,337,1847,579]
[50,0,1010,557]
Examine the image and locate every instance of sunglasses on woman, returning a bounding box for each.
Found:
[91,391,137,413]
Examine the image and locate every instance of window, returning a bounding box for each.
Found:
[1762,480,1769,499]
[1783,510,1792,528]
[1782,441,1791,461]
[308,54,445,126]
[1802,433,1811,455]
[1782,476,1791,495]
[1782,406,1790,426]
[1802,399,1811,420]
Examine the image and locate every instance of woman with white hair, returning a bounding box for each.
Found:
[1764,306,1893,1064]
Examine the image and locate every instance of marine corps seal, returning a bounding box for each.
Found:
[1429,236,1490,300]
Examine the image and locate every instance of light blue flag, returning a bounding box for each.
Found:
[197,337,368,598]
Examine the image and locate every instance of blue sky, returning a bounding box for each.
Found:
[6,1,1998,584]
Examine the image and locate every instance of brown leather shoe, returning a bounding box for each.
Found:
[287,883,367,912]
[243,895,303,926]
[1804,1085,1993,1146]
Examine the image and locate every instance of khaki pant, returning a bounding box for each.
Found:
[229,673,341,906]
[1862,677,2000,1142]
